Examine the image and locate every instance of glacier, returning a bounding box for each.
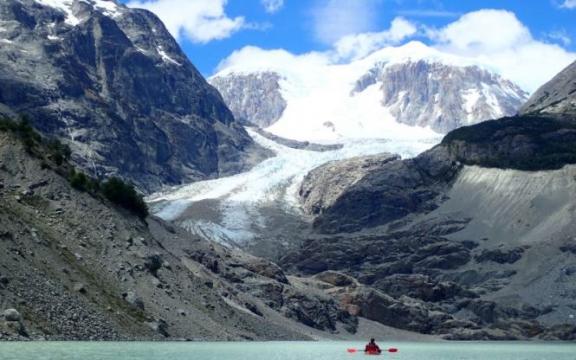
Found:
[148,128,441,249]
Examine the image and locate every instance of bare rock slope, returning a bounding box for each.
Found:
[0,126,361,341]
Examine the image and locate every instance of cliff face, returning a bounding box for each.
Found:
[0,0,268,192]
[210,72,287,128]
[359,60,528,133]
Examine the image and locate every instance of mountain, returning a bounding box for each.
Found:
[210,42,528,140]
[278,61,576,340]
[520,60,576,115]
[0,0,268,192]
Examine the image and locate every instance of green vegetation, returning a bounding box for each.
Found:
[1,115,148,219]
[68,168,101,194]
[101,177,149,219]
[441,115,576,171]
[0,116,41,153]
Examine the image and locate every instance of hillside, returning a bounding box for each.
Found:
[0,118,371,340]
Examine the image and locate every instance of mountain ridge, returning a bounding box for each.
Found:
[211,42,528,139]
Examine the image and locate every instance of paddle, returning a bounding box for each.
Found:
[347,348,398,353]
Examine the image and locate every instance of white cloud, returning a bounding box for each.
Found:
[546,29,572,46]
[561,0,576,9]
[396,10,460,18]
[127,0,245,43]
[311,0,381,44]
[429,9,575,91]
[261,0,284,14]
[334,17,418,60]
[215,46,330,75]
[429,10,532,54]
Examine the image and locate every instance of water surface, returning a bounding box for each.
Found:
[0,342,574,360]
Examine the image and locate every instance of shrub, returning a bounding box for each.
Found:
[101,177,148,219]
[69,169,89,191]
[47,138,72,166]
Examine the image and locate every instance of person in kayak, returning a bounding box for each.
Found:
[364,339,382,354]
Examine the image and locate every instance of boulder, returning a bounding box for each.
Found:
[314,271,356,287]
[3,309,21,322]
[475,247,525,264]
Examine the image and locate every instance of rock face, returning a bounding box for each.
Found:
[0,0,267,192]
[300,146,461,233]
[299,154,400,218]
[210,72,287,128]
[520,60,576,115]
[353,60,528,133]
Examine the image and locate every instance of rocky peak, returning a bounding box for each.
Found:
[0,0,267,192]
[353,60,528,133]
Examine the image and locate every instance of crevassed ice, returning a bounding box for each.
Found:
[148,128,441,245]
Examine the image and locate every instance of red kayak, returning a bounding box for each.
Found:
[347,348,398,355]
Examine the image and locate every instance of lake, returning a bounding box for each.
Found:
[0,341,574,360]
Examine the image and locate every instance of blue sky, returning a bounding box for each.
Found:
[122,0,576,90]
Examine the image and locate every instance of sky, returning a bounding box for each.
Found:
[121,0,576,92]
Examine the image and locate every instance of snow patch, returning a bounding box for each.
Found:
[462,88,481,123]
[157,46,181,66]
[35,0,122,26]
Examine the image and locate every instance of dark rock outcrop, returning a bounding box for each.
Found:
[300,146,460,233]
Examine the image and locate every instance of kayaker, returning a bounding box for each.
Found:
[364,338,382,354]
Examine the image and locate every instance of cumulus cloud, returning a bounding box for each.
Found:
[561,0,576,9]
[429,9,575,91]
[215,46,330,75]
[127,0,245,43]
[311,0,381,44]
[334,17,418,60]
[429,10,532,54]
[546,29,572,46]
[261,0,284,14]
[396,10,460,18]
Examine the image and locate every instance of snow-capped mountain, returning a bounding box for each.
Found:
[210,42,529,140]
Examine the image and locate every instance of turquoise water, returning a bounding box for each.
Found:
[0,342,574,360]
